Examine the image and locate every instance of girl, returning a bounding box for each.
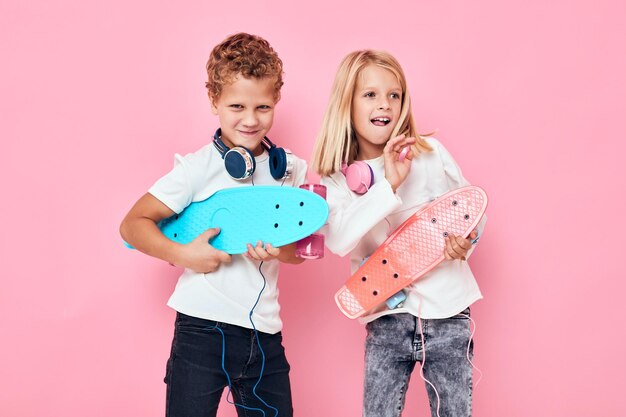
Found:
[311,50,486,417]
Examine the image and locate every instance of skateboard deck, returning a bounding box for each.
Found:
[335,186,487,318]
[126,186,329,254]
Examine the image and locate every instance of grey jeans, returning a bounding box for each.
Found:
[363,309,473,417]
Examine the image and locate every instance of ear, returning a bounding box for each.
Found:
[209,94,218,115]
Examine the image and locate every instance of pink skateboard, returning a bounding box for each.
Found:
[335,186,488,319]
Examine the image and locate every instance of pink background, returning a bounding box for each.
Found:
[2,0,625,415]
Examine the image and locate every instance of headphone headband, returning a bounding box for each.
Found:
[212,128,292,181]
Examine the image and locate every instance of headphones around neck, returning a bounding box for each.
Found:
[342,146,409,194]
[212,128,293,180]
[341,161,374,194]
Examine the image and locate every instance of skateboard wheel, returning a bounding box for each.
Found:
[385,291,407,309]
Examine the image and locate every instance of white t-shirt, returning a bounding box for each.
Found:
[149,142,308,334]
[320,137,486,323]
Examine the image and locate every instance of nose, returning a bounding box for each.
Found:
[242,110,259,127]
[378,97,390,110]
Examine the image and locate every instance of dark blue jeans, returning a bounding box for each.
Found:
[363,309,474,417]
[164,312,292,417]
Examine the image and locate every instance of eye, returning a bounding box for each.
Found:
[364,91,375,98]
[257,105,272,111]
[390,92,401,99]
[229,104,243,110]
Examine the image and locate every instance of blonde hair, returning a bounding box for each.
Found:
[311,50,432,176]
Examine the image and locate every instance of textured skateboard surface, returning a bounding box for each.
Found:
[128,186,329,254]
[335,186,487,319]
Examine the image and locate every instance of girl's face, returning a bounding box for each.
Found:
[351,65,402,160]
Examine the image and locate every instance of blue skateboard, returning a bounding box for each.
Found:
[126,186,329,254]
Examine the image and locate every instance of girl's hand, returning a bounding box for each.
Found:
[179,227,232,273]
[444,230,479,261]
[383,134,417,193]
[246,241,281,261]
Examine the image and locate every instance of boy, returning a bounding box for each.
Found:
[120,33,306,417]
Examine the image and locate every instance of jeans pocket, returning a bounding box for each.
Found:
[175,312,221,333]
[164,355,173,384]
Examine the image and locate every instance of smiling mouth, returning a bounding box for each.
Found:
[371,117,391,126]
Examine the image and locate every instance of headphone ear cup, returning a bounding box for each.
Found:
[268,146,287,180]
[345,161,373,194]
[224,147,256,180]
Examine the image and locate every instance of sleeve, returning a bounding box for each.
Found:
[433,138,471,190]
[464,214,486,260]
[320,172,402,257]
[432,139,487,259]
[148,153,195,214]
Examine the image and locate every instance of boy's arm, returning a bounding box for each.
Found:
[275,243,305,264]
[120,193,231,273]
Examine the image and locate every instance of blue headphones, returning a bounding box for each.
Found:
[212,128,293,181]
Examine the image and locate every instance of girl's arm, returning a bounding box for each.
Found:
[321,136,416,257]
[321,173,402,257]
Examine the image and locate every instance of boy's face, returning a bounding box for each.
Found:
[211,75,278,156]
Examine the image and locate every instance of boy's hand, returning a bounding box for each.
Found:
[245,241,305,264]
[246,241,281,261]
[444,230,478,261]
[179,227,232,273]
[383,134,416,193]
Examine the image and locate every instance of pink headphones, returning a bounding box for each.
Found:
[341,161,374,194]
[342,146,409,194]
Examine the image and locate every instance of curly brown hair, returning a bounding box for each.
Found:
[205,33,284,103]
